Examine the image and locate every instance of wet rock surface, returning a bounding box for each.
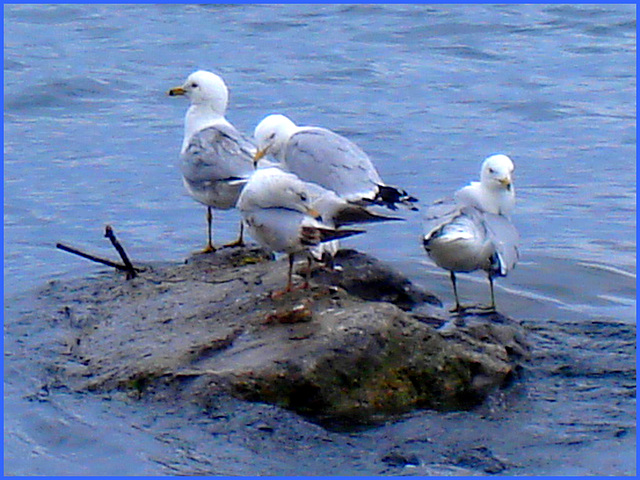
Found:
[22,246,528,425]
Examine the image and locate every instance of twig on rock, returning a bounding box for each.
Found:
[104,225,137,279]
[56,243,131,272]
[56,225,141,280]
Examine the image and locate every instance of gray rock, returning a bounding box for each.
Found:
[311,249,441,310]
[38,245,529,425]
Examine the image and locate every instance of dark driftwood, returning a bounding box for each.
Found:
[56,226,141,279]
[104,225,137,279]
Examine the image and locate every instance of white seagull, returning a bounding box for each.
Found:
[169,70,255,253]
[252,114,418,211]
[236,166,397,293]
[422,154,519,312]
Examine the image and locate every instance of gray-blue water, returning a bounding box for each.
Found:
[4,4,636,475]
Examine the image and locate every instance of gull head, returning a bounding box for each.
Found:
[480,154,515,191]
[277,179,319,217]
[266,169,321,218]
[168,70,229,115]
[253,114,298,164]
[239,167,320,218]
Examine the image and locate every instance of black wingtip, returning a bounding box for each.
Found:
[375,185,420,211]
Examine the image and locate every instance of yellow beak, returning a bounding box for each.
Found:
[306,207,321,220]
[253,147,268,167]
[168,86,186,96]
[499,177,512,188]
[254,147,268,161]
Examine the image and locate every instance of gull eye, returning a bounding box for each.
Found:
[191,82,198,88]
[299,192,308,202]
[488,167,495,174]
[268,133,276,140]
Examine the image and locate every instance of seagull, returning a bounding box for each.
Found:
[454,153,516,215]
[422,154,519,312]
[236,166,398,293]
[252,113,419,211]
[168,70,255,253]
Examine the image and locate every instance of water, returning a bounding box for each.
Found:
[4,4,636,475]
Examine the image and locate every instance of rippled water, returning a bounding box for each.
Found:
[4,4,636,475]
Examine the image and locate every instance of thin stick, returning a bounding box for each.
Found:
[287,254,295,292]
[56,243,130,271]
[104,225,137,279]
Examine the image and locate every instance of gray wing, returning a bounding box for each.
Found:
[423,196,460,236]
[243,207,363,254]
[285,127,383,200]
[181,124,255,183]
[482,211,520,275]
[302,180,402,228]
[243,208,308,253]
